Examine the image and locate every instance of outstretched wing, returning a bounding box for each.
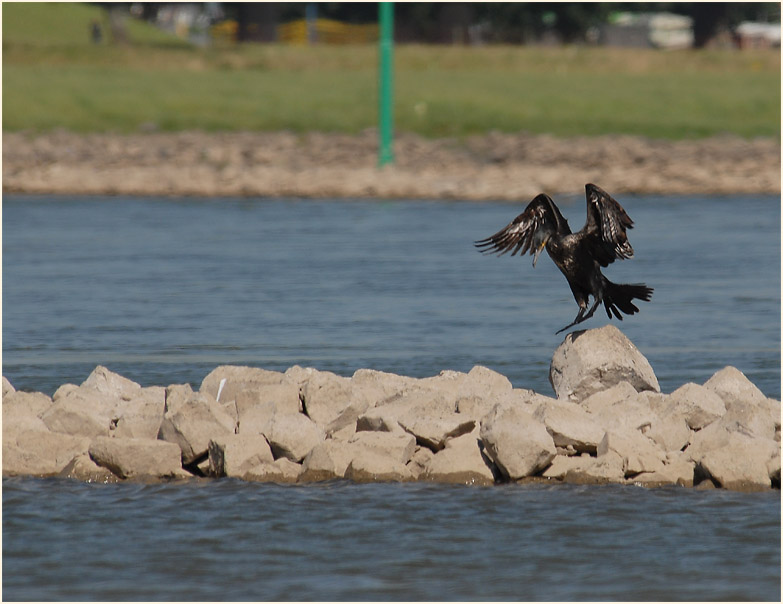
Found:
[474,193,567,257]
[582,183,634,266]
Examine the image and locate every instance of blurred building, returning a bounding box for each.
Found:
[600,12,694,49]
[734,21,781,48]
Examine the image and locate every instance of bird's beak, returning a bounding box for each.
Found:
[533,240,547,267]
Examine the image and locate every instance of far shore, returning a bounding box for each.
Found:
[2,130,780,200]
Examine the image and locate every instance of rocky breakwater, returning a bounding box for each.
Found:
[3,326,780,491]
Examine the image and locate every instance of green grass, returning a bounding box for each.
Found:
[3,3,780,139]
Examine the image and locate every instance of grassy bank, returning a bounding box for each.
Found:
[3,3,780,138]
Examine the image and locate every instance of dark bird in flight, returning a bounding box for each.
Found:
[475,183,653,334]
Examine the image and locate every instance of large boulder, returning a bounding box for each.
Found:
[421,431,496,485]
[347,430,417,465]
[549,325,659,401]
[41,388,116,438]
[89,436,184,479]
[81,365,142,400]
[662,383,726,430]
[533,400,605,454]
[299,439,356,481]
[646,414,692,453]
[113,386,166,440]
[261,412,325,462]
[200,365,286,404]
[597,430,667,477]
[562,450,626,485]
[480,404,556,480]
[208,433,275,478]
[702,366,768,407]
[3,390,53,437]
[344,452,413,483]
[696,433,779,491]
[157,391,236,464]
[235,382,302,435]
[3,430,91,476]
[300,370,355,427]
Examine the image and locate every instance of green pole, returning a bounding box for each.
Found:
[378,2,394,167]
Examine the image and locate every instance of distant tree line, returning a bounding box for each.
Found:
[96,2,780,47]
[224,2,779,46]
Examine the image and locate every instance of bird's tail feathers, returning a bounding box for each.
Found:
[603,281,653,320]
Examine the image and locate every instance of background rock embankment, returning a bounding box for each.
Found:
[3,130,780,199]
[3,326,780,491]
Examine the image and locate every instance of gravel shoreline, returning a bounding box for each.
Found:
[3,130,780,199]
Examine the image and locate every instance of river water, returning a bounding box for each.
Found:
[2,193,781,600]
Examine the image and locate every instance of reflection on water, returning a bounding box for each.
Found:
[3,194,779,398]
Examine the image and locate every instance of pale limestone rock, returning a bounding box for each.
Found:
[698,433,779,491]
[301,370,355,426]
[458,365,513,399]
[208,433,274,478]
[357,390,453,434]
[53,383,79,401]
[579,381,639,415]
[533,400,605,453]
[113,386,166,440]
[631,452,695,487]
[397,414,475,451]
[407,446,435,479]
[58,453,121,483]
[41,388,116,438]
[717,399,777,441]
[685,422,732,463]
[245,458,302,483]
[646,414,692,453]
[3,390,53,437]
[262,412,325,462]
[157,392,236,464]
[563,450,625,484]
[3,430,91,476]
[702,366,767,407]
[299,439,357,481]
[593,396,657,435]
[348,430,416,465]
[235,382,301,419]
[350,368,419,402]
[541,454,593,479]
[324,404,363,440]
[597,430,666,477]
[164,383,196,413]
[549,325,659,401]
[663,383,726,430]
[200,365,285,403]
[89,436,183,479]
[81,365,142,400]
[2,376,15,398]
[480,404,556,480]
[422,432,495,485]
[344,451,413,482]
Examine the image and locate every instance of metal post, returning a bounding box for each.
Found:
[378,2,394,167]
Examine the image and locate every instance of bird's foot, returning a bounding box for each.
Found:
[555,315,588,335]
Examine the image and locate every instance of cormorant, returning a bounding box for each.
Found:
[475,183,653,334]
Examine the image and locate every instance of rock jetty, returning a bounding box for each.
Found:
[3,326,780,491]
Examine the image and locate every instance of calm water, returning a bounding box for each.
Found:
[2,478,780,601]
[2,194,780,397]
[2,194,781,601]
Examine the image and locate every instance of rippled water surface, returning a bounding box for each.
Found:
[2,194,780,397]
[2,478,780,601]
[2,194,781,601]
